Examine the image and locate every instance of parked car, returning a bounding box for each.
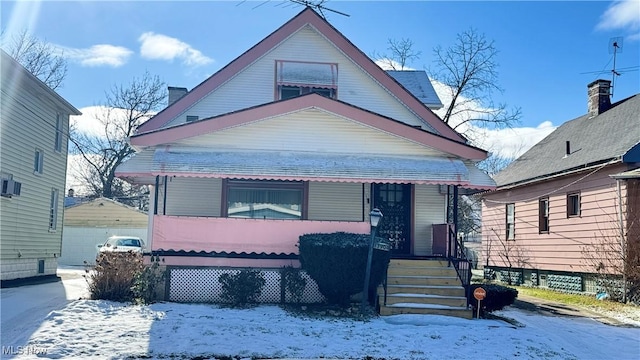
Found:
[97,236,145,254]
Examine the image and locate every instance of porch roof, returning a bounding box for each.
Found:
[117,148,496,189]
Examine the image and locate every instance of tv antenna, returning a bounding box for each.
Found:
[288,0,350,18]
[608,37,623,97]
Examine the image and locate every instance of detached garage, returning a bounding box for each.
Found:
[60,197,148,265]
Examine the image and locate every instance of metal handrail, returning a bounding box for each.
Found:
[447,225,472,303]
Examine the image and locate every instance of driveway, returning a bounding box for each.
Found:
[1,267,87,348]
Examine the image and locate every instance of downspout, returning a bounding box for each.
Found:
[163,175,168,215]
[617,179,627,303]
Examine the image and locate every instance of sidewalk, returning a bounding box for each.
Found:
[512,293,637,327]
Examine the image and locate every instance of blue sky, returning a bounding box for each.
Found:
[2,0,639,157]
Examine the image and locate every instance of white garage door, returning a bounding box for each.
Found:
[60,227,148,266]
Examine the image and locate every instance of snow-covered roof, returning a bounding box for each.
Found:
[387,70,443,110]
[116,149,495,190]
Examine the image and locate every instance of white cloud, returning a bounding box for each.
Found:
[58,44,133,67]
[70,106,110,137]
[596,0,640,40]
[430,80,557,159]
[138,32,213,67]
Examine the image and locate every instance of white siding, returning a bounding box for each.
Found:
[1,70,71,275]
[165,25,430,131]
[59,227,148,266]
[175,108,445,157]
[413,184,447,256]
[159,177,222,217]
[308,182,364,221]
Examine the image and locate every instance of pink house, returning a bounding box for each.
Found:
[481,80,640,299]
[116,8,495,303]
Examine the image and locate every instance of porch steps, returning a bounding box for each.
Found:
[378,259,472,319]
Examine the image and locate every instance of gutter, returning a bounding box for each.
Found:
[494,158,620,191]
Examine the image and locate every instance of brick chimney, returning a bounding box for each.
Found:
[168,86,188,106]
[587,79,611,117]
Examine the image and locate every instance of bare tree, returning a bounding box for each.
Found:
[487,227,531,285]
[372,38,422,70]
[71,71,166,205]
[2,30,67,90]
[431,28,521,133]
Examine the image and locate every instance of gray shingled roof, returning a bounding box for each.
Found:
[494,94,640,188]
[386,70,443,109]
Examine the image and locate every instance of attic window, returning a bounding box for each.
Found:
[186,115,199,122]
[276,60,337,100]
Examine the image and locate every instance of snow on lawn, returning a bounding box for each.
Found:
[14,300,640,360]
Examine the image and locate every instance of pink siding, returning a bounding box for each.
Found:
[481,164,628,274]
[151,215,370,255]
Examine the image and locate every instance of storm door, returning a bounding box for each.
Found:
[373,184,412,255]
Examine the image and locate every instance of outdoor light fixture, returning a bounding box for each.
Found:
[361,208,383,314]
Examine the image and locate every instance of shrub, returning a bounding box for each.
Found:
[468,283,518,317]
[218,269,266,306]
[85,252,144,302]
[298,232,391,306]
[282,265,307,303]
[132,259,165,304]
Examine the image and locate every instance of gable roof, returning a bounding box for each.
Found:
[387,70,443,109]
[494,94,640,188]
[130,92,488,161]
[135,7,465,143]
[1,50,81,116]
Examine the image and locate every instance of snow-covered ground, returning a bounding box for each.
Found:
[1,268,639,360]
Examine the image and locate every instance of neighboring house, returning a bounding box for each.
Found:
[59,197,148,266]
[0,50,82,283]
[115,8,495,303]
[481,79,640,294]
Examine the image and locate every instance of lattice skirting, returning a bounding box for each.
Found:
[168,267,325,304]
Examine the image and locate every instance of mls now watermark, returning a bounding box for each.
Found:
[2,345,48,356]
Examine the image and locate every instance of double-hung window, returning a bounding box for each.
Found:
[54,113,63,152]
[34,149,44,174]
[275,60,338,100]
[225,180,306,220]
[506,203,515,240]
[539,197,550,233]
[567,192,580,217]
[49,189,59,230]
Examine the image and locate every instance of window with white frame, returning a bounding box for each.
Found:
[225,180,306,220]
[34,149,44,174]
[539,197,550,233]
[49,188,59,230]
[54,113,63,152]
[275,60,338,100]
[506,203,515,240]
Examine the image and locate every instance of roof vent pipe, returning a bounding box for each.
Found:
[565,141,571,157]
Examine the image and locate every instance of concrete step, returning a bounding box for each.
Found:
[386,275,460,286]
[389,259,449,267]
[383,284,466,297]
[383,293,467,307]
[379,303,473,319]
[387,266,458,277]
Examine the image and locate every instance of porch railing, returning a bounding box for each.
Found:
[446,224,472,303]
